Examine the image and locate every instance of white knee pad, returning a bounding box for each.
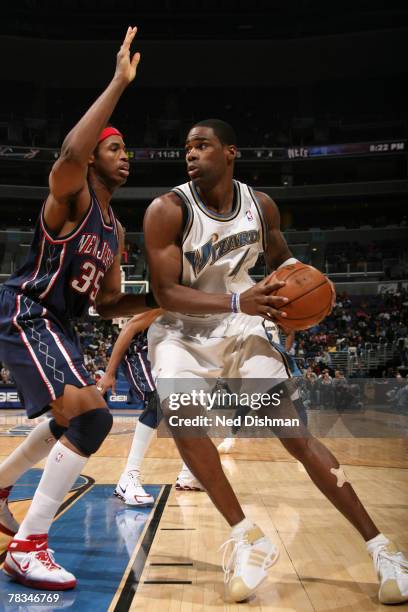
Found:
[330,466,349,487]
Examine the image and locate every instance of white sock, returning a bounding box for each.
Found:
[124,421,155,475]
[366,533,390,556]
[0,419,56,489]
[16,441,87,539]
[231,517,255,538]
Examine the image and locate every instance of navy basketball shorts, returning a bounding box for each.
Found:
[0,287,93,418]
[139,391,162,429]
[121,352,155,401]
[121,352,159,429]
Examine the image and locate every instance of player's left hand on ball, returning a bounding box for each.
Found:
[114,26,141,85]
[240,277,288,320]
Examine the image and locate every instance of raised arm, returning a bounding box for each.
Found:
[98,309,162,394]
[44,27,141,233]
[144,192,289,319]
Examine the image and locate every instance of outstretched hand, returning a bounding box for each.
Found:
[114,26,141,85]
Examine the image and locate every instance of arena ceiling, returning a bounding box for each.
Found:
[2,1,408,41]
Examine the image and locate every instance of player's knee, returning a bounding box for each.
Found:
[49,418,67,440]
[64,408,113,456]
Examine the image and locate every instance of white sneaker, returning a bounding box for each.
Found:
[3,534,76,590]
[217,438,236,454]
[114,470,154,506]
[0,487,19,537]
[220,525,279,602]
[371,541,408,604]
[175,465,205,491]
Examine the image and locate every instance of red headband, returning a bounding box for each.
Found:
[98,127,123,144]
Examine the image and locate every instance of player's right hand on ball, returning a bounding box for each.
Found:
[114,26,141,85]
[97,371,116,396]
[240,277,288,320]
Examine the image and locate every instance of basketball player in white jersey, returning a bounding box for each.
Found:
[143,119,408,604]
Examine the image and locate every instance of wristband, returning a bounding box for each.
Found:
[145,292,159,308]
[277,257,299,269]
[231,292,241,314]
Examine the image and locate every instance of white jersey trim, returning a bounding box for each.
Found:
[188,180,242,222]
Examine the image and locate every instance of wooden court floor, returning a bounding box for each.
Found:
[1,411,407,611]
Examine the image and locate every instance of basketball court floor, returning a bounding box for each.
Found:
[0,409,407,611]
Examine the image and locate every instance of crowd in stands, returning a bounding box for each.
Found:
[297,367,408,410]
[286,288,408,372]
[325,240,407,276]
[75,320,120,380]
[0,365,12,385]
[298,368,364,410]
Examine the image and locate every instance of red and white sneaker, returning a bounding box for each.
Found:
[114,470,154,506]
[175,465,205,491]
[0,487,19,536]
[3,534,76,590]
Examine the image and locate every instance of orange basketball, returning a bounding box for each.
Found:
[269,262,335,331]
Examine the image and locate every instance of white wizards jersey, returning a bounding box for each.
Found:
[172,180,267,317]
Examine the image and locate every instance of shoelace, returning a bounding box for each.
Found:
[34,548,61,571]
[219,537,248,584]
[373,546,408,576]
[128,471,142,487]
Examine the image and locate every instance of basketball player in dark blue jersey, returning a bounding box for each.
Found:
[0,27,155,591]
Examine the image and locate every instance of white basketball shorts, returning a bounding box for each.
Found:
[147,312,295,400]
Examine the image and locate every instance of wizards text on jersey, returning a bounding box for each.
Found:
[185,229,260,276]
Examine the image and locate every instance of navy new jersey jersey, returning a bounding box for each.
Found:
[4,188,119,321]
[0,188,119,418]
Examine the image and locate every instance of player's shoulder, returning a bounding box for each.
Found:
[148,190,184,211]
[252,189,280,219]
[252,189,278,209]
[145,190,186,227]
